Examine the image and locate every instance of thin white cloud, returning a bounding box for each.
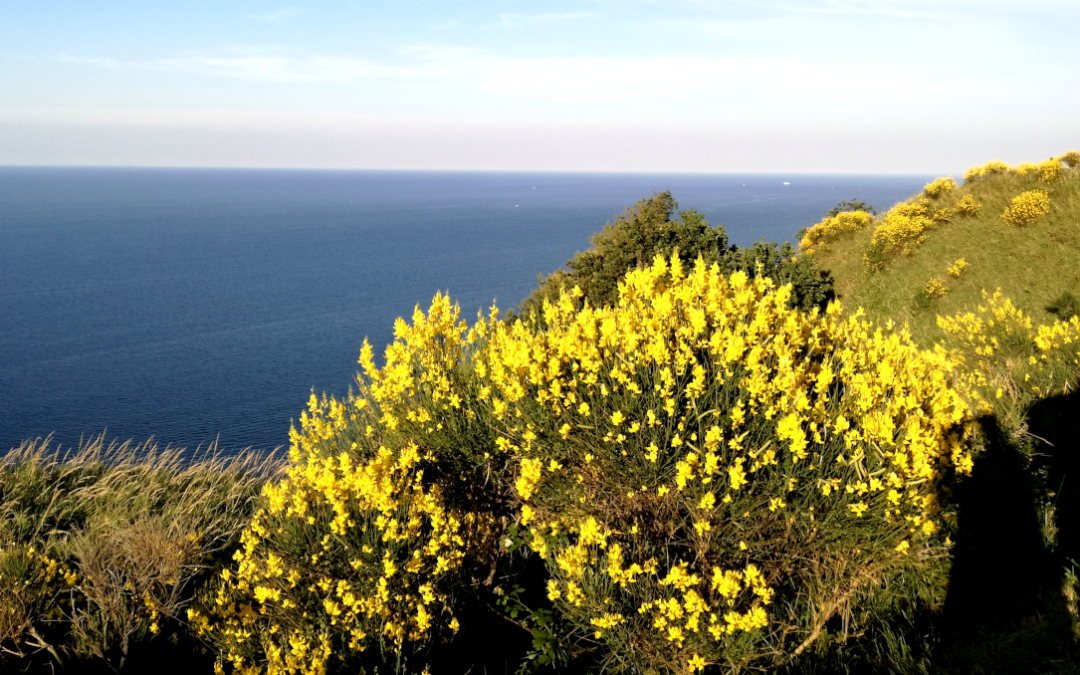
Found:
[54,51,400,83]
[497,12,599,27]
[672,0,1078,20]
[249,8,304,23]
[732,0,953,19]
[52,48,888,102]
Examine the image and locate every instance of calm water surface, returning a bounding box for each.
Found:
[0,168,933,454]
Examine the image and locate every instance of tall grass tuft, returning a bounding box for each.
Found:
[0,435,281,672]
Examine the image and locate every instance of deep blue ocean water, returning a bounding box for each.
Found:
[1,168,934,454]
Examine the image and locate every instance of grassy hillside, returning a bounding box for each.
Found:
[805,152,1080,346]
[800,152,1080,675]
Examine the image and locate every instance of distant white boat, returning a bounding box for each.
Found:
[783,182,791,185]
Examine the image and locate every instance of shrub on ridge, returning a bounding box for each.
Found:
[798,210,874,255]
[924,177,957,199]
[864,198,935,269]
[194,295,514,675]
[480,255,978,674]
[519,191,834,318]
[1001,190,1050,227]
[955,195,981,216]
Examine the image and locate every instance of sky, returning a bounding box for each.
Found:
[1,0,1077,173]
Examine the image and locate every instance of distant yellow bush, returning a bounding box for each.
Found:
[947,259,968,278]
[924,277,948,300]
[924,177,957,198]
[1039,158,1063,183]
[938,290,1080,408]
[964,160,1009,183]
[1013,162,1039,177]
[869,199,934,259]
[956,195,981,216]
[1001,190,1050,227]
[932,207,955,223]
[962,152,1074,183]
[798,210,874,254]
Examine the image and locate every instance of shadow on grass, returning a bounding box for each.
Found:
[789,394,1080,675]
[933,392,1080,675]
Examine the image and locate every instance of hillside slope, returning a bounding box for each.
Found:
[804,152,1080,346]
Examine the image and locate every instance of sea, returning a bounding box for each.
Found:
[0,168,935,455]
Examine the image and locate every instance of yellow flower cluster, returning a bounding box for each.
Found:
[1038,158,1063,183]
[955,195,981,216]
[932,207,955,223]
[479,255,975,670]
[963,160,1009,183]
[938,291,1032,361]
[798,210,874,255]
[870,198,934,258]
[963,154,1071,183]
[198,256,989,673]
[947,259,968,278]
[924,177,957,199]
[937,289,1080,362]
[937,289,1080,407]
[924,277,948,300]
[199,293,503,675]
[1001,190,1050,227]
[1013,162,1039,177]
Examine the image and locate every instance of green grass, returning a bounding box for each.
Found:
[810,165,1080,346]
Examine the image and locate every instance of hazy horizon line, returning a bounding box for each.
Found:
[0,163,944,177]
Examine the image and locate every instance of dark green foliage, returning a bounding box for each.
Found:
[827,199,877,218]
[728,239,835,311]
[1046,291,1080,321]
[516,191,834,318]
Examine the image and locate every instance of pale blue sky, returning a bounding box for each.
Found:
[1,0,1077,171]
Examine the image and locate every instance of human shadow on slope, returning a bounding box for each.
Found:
[1028,386,1080,570]
[935,400,1080,674]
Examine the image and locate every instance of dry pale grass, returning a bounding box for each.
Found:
[0,434,283,671]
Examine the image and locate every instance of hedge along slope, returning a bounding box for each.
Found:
[479,256,977,673]
[198,256,979,675]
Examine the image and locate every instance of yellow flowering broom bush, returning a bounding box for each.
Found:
[864,199,935,269]
[947,259,968,278]
[955,195,981,216]
[195,294,513,675]
[963,160,1009,183]
[923,277,949,301]
[962,156,1069,184]
[924,177,957,199]
[479,255,977,674]
[937,289,1080,425]
[1001,190,1051,227]
[1014,162,1040,178]
[1038,158,1063,183]
[798,210,874,255]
